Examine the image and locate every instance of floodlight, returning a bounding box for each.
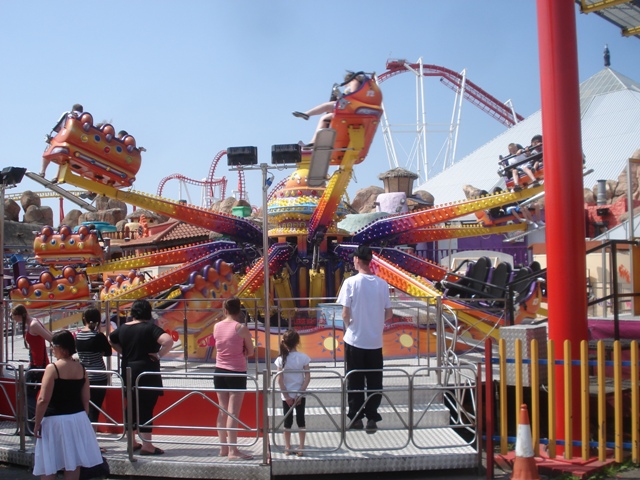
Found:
[227,147,258,166]
[0,167,26,186]
[271,144,301,165]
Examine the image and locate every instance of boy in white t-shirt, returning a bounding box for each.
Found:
[274,329,311,456]
[336,245,393,434]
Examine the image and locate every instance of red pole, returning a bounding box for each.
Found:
[59,197,64,225]
[536,0,588,456]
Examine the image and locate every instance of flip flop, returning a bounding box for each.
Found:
[296,451,304,457]
[292,111,309,121]
[140,447,164,456]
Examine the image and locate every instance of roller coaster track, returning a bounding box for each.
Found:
[378,61,524,128]
[157,150,248,206]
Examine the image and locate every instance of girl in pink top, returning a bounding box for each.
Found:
[213,297,254,460]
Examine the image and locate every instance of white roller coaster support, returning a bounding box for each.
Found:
[178,179,193,205]
[446,69,467,170]
[380,58,431,184]
[505,99,519,125]
[378,98,399,170]
[419,59,428,183]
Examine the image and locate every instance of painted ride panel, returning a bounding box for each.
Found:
[327,74,383,166]
[353,184,544,244]
[34,225,104,265]
[58,166,263,245]
[42,113,142,188]
[10,268,91,308]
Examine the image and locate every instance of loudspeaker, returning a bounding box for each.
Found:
[227,147,258,166]
[1,167,26,186]
[271,144,301,165]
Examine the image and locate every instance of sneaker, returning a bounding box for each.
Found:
[348,419,364,430]
[366,419,377,434]
[513,185,522,192]
[292,111,309,120]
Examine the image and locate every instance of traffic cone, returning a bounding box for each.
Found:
[511,404,540,480]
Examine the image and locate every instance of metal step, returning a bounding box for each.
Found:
[268,403,452,430]
[271,427,478,475]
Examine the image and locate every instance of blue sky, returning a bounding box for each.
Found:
[1,1,639,221]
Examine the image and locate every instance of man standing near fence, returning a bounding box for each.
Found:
[336,245,393,434]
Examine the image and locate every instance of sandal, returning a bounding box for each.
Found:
[292,111,309,121]
[296,451,304,457]
[140,447,165,455]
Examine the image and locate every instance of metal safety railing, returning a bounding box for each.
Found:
[0,362,19,436]
[130,370,262,461]
[269,364,480,458]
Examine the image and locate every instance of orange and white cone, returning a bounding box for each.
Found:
[511,404,540,480]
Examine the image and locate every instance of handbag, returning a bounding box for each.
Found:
[24,368,44,391]
[79,456,110,480]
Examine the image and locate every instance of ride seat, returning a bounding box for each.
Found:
[484,262,512,298]
[509,267,537,304]
[443,256,493,299]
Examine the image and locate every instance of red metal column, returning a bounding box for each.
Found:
[536,0,588,455]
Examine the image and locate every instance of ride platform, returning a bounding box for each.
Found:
[0,358,480,479]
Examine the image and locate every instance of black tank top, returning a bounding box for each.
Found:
[44,364,86,417]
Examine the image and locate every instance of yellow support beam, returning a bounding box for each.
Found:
[579,0,632,13]
[623,24,640,37]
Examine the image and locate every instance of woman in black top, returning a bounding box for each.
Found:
[33,329,102,478]
[109,299,173,455]
[76,308,112,424]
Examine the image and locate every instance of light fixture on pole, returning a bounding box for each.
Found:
[227,145,300,372]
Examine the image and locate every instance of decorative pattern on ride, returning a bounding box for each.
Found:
[42,112,142,188]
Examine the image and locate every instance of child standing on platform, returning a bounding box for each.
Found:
[274,329,310,456]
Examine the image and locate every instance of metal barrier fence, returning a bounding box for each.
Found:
[1,361,479,465]
[269,363,480,458]
[0,363,18,436]
[1,296,451,371]
[131,370,262,457]
[487,337,640,477]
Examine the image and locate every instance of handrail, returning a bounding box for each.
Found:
[134,370,262,459]
[270,369,345,453]
[585,239,640,339]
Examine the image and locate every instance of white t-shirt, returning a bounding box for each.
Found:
[274,351,311,400]
[509,152,528,167]
[336,273,392,349]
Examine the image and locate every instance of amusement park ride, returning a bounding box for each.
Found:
[8,67,548,363]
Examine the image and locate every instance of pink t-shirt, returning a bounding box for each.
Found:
[214,320,247,372]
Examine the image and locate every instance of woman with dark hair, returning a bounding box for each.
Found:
[213,296,255,460]
[76,308,112,426]
[109,299,173,455]
[11,305,53,430]
[33,330,102,479]
[11,305,53,368]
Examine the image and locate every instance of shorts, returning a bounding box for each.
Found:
[213,367,247,390]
